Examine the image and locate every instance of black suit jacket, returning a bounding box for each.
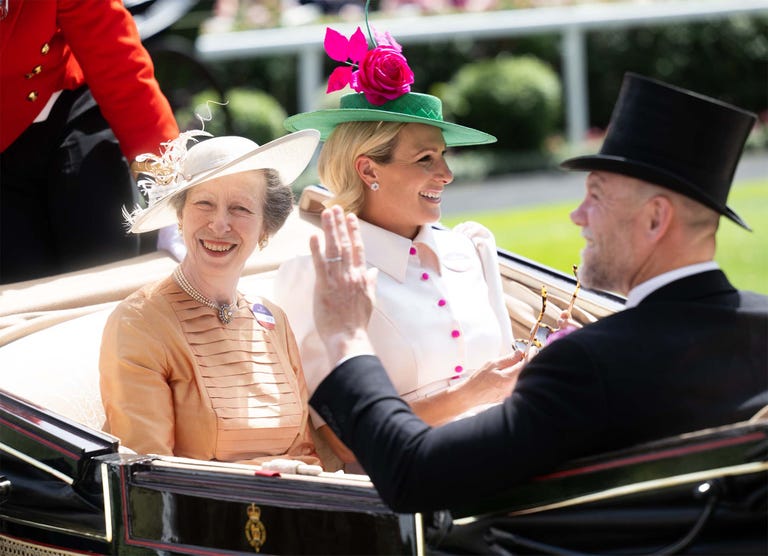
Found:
[311,270,768,515]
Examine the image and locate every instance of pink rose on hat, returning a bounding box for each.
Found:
[324,26,414,106]
[354,45,413,105]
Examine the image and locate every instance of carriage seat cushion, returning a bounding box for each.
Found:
[0,271,283,434]
[0,308,115,432]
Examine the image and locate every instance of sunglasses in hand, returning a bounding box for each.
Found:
[515,265,581,360]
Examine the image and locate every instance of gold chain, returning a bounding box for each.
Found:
[173,267,236,324]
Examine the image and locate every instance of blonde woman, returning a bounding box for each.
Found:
[275,24,514,467]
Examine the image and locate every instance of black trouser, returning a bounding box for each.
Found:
[0,86,140,284]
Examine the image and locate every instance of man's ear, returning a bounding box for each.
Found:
[646,195,673,239]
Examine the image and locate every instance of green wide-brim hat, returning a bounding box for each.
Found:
[284,92,497,147]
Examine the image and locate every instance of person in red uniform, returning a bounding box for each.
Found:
[0,0,179,284]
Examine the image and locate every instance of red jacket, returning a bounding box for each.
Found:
[0,0,179,159]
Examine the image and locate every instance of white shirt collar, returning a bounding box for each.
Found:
[625,261,720,308]
[359,220,440,283]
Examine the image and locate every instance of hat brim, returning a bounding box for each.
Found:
[560,154,751,231]
[129,129,320,233]
[284,108,496,147]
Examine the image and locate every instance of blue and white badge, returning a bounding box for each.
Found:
[251,303,276,330]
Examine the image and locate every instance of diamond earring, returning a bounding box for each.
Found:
[370,182,380,191]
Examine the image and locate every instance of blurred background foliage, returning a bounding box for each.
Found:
[142,1,766,292]
[176,88,289,140]
[151,2,767,177]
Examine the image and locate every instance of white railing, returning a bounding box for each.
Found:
[195,0,768,144]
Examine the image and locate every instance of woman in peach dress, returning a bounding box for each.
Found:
[99,129,324,466]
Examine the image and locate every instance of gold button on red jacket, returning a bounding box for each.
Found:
[0,0,178,159]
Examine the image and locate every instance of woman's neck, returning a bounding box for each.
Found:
[358,214,420,240]
[179,262,238,306]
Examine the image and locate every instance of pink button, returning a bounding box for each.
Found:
[454,365,463,373]
[437,298,446,307]
[421,272,429,281]
[409,246,417,255]
[451,329,460,338]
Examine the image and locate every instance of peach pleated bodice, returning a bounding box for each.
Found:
[99,275,318,466]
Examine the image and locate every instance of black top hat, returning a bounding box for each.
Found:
[561,73,756,230]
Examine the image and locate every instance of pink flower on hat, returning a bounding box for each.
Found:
[324,26,414,106]
[325,27,368,93]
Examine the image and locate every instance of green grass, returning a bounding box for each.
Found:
[443,178,768,294]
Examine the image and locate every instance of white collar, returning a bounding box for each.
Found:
[360,220,440,283]
[625,261,720,308]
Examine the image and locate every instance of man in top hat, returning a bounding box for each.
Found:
[305,73,768,516]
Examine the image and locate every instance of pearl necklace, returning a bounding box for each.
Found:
[173,267,236,325]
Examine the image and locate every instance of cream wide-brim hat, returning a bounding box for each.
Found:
[127,129,321,233]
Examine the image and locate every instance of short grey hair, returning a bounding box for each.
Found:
[261,168,294,237]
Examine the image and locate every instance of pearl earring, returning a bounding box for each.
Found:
[370,182,380,191]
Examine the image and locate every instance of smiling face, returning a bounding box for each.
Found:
[178,171,267,283]
[358,123,453,239]
[569,171,652,295]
